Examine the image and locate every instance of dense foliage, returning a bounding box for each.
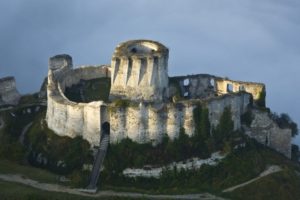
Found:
[0,105,41,162]
[25,111,93,174]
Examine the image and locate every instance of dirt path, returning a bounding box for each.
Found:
[222,165,282,193]
[19,122,33,144]
[0,174,226,200]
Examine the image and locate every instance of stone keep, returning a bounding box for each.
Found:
[109,40,169,102]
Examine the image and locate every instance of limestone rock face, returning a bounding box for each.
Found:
[245,110,291,158]
[0,76,20,106]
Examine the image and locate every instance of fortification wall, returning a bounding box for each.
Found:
[169,74,216,99]
[110,102,194,144]
[110,93,250,144]
[46,54,111,146]
[0,76,21,105]
[207,93,251,130]
[245,110,291,158]
[215,78,265,101]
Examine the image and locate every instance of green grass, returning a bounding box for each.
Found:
[65,77,111,103]
[225,168,300,200]
[100,139,300,196]
[0,180,138,200]
[0,160,60,184]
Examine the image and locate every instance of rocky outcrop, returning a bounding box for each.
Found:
[0,76,21,106]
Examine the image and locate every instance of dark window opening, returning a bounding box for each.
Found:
[227,83,233,92]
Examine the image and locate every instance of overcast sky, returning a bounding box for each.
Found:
[0,0,299,144]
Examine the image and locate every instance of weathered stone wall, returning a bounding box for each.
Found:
[110,93,250,144]
[207,93,251,130]
[215,78,265,101]
[169,74,216,99]
[46,54,111,146]
[0,76,21,106]
[110,40,169,102]
[245,110,291,158]
[110,102,194,144]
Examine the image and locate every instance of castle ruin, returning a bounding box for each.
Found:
[45,40,292,158]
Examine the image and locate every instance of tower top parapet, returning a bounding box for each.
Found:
[113,40,168,58]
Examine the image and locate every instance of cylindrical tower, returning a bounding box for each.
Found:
[109,40,169,102]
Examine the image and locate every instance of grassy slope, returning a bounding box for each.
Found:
[225,169,300,200]
[0,180,137,200]
[100,141,300,198]
[0,160,60,184]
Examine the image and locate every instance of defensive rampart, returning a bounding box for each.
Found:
[46,55,110,146]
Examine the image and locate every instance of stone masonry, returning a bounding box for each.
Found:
[0,76,20,106]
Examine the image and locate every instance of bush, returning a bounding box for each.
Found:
[25,112,93,174]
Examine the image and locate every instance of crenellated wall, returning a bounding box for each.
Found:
[46,54,111,146]
[0,76,21,106]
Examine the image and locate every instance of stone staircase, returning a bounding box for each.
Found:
[86,122,110,191]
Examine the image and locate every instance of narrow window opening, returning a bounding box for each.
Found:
[183,79,190,86]
[227,84,233,92]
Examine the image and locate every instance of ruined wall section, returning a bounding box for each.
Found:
[244,110,291,158]
[109,102,194,144]
[207,93,251,130]
[215,78,265,102]
[46,54,110,146]
[169,74,216,100]
[110,93,250,144]
[110,40,169,102]
[0,76,21,106]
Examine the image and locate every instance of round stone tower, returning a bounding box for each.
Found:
[109,40,169,102]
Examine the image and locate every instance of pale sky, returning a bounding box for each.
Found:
[0,0,299,144]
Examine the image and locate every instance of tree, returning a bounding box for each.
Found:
[213,107,234,149]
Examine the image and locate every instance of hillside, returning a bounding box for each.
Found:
[0,93,300,199]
